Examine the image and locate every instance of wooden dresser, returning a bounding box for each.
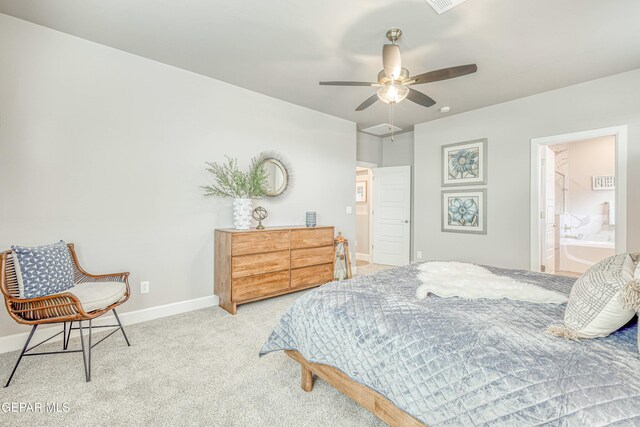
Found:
[214,226,335,314]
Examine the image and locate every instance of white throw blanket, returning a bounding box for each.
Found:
[416,262,568,304]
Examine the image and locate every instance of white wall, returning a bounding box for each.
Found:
[356,132,382,165]
[382,132,414,168]
[0,14,356,337]
[563,136,616,217]
[414,69,640,269]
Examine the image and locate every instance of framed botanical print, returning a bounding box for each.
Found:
[355,181,367,203]
[442,189,487,234]
[442,139,487,186]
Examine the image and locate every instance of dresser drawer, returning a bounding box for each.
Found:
[291,263,334,289]
[232,230,289,256]
[232,271,290,302]
[290,228,334,249]
[291,246,334,269]
[232,250,289,278]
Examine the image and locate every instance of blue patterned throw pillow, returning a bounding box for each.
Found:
[11,241,75,298]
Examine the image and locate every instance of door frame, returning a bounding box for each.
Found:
[540,146,557,274]
[529,125,628,272]
[356,161,377,265]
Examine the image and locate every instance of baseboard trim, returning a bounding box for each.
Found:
[356,253,371,262]
[0,294,219,354]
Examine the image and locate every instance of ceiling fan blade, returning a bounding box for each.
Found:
[319,81,376,86]
[382,44,402,79]
[355,93,379,111]
[407,88,436,108]
[409,64,478,85]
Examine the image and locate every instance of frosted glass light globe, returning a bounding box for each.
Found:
[377,83,409,104]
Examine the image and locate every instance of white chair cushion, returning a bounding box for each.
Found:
[60,281,126,312]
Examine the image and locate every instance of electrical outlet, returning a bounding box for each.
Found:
[140,281,150,294]
[346,206,353,214]
[416,251,423,259]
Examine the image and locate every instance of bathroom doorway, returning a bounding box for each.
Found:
[530,126,627,276]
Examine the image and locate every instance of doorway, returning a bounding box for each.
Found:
[355,163,412,273]
[355,165,374,268]
[530,126,627,276]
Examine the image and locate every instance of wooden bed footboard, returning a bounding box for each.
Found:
[285,350,426,427]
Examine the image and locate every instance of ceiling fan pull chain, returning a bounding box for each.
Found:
[390,103,395,142]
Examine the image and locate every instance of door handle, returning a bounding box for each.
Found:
[403,220,409,223]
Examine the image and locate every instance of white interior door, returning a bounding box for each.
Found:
[541,147,556,273]
[372,166,411,266]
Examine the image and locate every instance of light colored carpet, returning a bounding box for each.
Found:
[0,289,386,426]
[355,263,395,276]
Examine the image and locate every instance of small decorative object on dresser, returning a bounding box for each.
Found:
[334,232,353,280]
[202,155,268,230]
[306,211,317,227]
[233,198,253,230]
[214,226,335,314]
[252,206,268,230]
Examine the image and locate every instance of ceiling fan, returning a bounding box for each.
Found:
[319,28,477,111]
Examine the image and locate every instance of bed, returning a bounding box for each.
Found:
[260,263,640,426]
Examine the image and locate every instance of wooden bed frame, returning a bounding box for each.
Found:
[286,350,426,427]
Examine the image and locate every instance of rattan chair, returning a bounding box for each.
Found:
[1,243,131,386]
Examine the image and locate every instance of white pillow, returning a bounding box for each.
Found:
[549,253,635,339]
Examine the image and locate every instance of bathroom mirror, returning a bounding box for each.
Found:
[262,158,289,197]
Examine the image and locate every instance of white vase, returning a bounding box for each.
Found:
[233,198,253,230]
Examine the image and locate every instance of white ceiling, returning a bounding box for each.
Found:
[2,0,639,135]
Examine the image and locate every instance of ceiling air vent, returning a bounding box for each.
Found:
[425,0,469,14]
[361,123,402,136]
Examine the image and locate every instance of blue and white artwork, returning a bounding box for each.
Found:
[442,190,487,234]
[442,139,487,186]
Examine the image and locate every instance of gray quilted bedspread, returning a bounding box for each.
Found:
[260,263,640,426]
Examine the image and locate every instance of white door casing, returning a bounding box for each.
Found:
[541,146,556,273]
[372,166,411,266]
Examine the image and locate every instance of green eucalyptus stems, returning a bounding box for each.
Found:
[202,156,268,199]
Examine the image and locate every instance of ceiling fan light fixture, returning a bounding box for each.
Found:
[319,29,477,112]
[377,83,409,104]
